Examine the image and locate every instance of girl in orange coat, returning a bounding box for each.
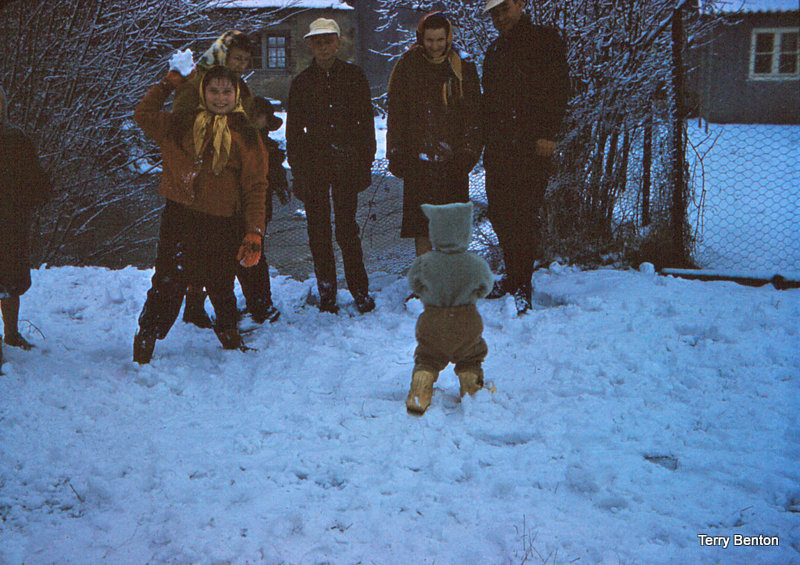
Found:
[132,65,268,363]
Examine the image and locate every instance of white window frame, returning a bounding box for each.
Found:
[252,32,289,71]
[748,27,799,81]
[266,34,288,69]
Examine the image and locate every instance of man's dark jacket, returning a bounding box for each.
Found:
[286,58,376,195]
[482,14,570,166]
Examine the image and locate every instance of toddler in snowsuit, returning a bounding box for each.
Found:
[406,202,494,414]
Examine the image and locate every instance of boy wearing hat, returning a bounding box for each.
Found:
[286,18,377,314]
[481,0,570,314]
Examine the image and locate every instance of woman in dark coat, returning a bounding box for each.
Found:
[0,85,51,360]
[387,11,483,257]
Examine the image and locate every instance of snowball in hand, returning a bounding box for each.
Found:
[169,49,195,77]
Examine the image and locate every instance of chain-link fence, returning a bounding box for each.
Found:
[263,158,493,281]
[687,121,800,274]
[265,117,800,284]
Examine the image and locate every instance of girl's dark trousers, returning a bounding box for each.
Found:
[138,200,239,339]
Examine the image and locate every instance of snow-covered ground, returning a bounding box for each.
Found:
[1,264,798,564]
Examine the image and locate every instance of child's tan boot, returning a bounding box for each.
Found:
[456,368,483,398]
[406,369,437,415]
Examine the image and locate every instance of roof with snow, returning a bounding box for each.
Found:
[713,0,800,13]
[208,0,353,9]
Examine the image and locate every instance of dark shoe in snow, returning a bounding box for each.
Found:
[317,280,339,314]
[3,331,34,350]
[319,296,339,314]
[486,276,508,299]
[354,293,375,314]
[133,331,156,364]
[513,285,532,315]
[183,291,213,329]
[251,303,280,324]
[214,325,243,350]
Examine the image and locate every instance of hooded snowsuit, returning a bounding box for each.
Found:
[0,85,51,299]
[407,202,493,377]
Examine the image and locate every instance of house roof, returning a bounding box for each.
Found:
[208,0,353,9]
[713,0,800,13]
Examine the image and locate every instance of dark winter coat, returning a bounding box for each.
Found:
[0,87,52,297]
[261,132,288,224]
[387,46,482,179]
[482,14,570,168]
[387,18,483,238]
[286,58,376,198]
[134,78,268,236]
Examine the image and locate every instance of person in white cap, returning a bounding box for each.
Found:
[481,0,570,314]
[287,18,377,314]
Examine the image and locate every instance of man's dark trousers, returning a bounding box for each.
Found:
[303,179,369,301]
[485,154,552,293]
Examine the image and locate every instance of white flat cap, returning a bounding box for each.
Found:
[483,0,506,13]
[304,18,341,39]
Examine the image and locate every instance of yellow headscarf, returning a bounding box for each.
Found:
[416,11,463,106]
[192,71,246,175]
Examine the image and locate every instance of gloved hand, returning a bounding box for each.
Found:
[237,232,262,267]
[163,70,186,88]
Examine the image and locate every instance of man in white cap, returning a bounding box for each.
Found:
[287,18,377,314]
[481,0,570,314]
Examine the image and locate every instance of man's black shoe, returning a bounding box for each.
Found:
[251,303,281,324]
[214,326,243,350]
[354,293,375,314]
[319,297,339,314]
[513,285,532,315]
[133,331,156,364]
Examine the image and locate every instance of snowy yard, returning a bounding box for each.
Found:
[0,264,798,564]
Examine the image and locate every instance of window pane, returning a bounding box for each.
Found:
[755,33,774,53]
[778,53,797,74]
[753,54,773,74]
[780,32,798,53]
[266,35,287,69]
